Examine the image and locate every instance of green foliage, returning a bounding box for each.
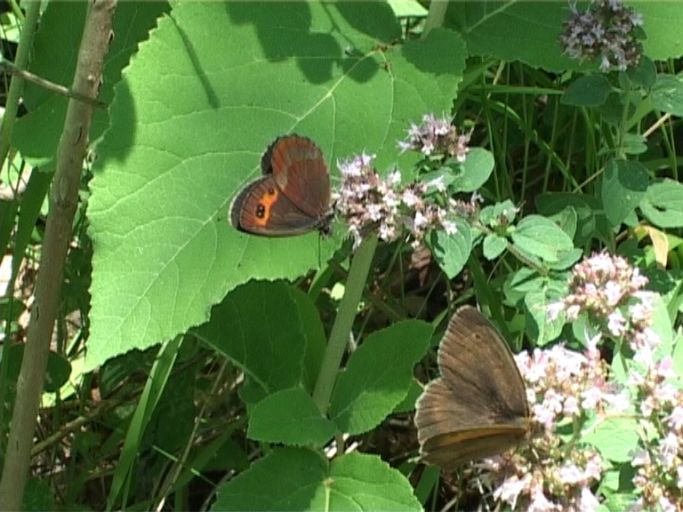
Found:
[213,448,421,511]
[85,2,466,368]
[429,219,472,278]
[562,74,613,107]
[248,387,337,447]
[329,320,431,434]
[601,159,649,227]
[3,0,683,510]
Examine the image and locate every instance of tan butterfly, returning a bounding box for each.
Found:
[414,306,530,471]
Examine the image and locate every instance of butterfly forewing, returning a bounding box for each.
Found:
[438,307,529,423]
[414,306,530,470]
[267,135,330,218]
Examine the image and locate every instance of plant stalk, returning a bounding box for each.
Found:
[312,234,378,413]
[0,1,117,508]
[423,1,448,37]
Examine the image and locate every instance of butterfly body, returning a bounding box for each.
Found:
[415,306,530,471]
[231,135,331,236]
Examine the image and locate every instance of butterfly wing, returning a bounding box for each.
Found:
[264,135,330,218]
[415,379,527,470]
[419,426,528,472]
[414,306,530,469]
[438,306,529,425]
[230,175,321,236]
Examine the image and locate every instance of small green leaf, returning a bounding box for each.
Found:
[651,74,683,116]
[561,74,612,106]
[504,267,544,306]
[248,387,337,447]
[4,346,71,393]
[598,93,632,126]
[621,133,648,155]
[639,178,683,228]
[602,493,637,512]
[584,417,639,462]
[330,320,432,435]
[648,293,675,357]
[511,215,574,263]
[672,332,683,377]
[524,279,568,346]
[451,147,494,192]
[483,233,507,260]
[548,206,577,240]
[213,448,421,511]
[480,199,518,227]
[602,159,649,227]
[429,220,472,279]
[546,247,583,270]
[536,192,607,246]
[625,56,656,90]
[420,169,455,193]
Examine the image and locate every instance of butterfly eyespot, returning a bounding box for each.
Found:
[256,204,266,218]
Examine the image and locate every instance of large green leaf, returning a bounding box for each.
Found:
[182,281,324,405]
[329,320,431,434]
[86,3,466,367]
[651,74,683,117]
[446,1,581,72]
[212,448,421,511]
[248,387,337,447]
[636,2,683,60]
[445,1,683,72]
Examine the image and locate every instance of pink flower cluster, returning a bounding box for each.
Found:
[548,252,654,350]
[398,113,470,162]
[481,342,625,510]
[560,0,644,72]
[545,251,683,509]
[629,356,683,510]
[333,153,457,250]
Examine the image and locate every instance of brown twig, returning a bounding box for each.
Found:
[1,58,108,109]
[0,1,117,509]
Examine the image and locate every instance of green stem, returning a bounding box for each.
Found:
[313,234,378,413]
[423,1,448,36]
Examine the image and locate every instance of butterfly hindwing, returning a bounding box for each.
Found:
[231,175,322,236]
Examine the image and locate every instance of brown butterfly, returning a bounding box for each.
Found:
[230,135,331,236]
[414,306,530,471]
